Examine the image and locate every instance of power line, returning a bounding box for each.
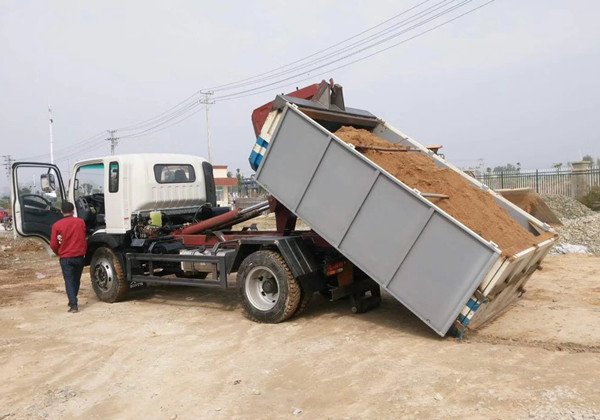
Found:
[18,131,106,162]
[119,106,207,140]
[211,1,494,104]
[116,0,491,137]
[200,0,437,93]
[14,0,496,158]
[213,0,479,101]
[107,0,458,137]
[211,0,459,93]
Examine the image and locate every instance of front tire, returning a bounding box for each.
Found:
[237,250,300,323]
[90,247,128,302]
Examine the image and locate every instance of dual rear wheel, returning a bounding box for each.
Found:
[237,250,311,323]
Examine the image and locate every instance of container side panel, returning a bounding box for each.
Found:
[256,110,330,210]
[338,175,432,282]
[296,141,378,245]
[388,213,497,334]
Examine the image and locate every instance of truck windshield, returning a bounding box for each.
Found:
[74,164,104,199]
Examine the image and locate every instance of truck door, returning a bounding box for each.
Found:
[11,163,66,244]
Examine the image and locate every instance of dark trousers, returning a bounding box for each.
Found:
[60,257,85,308]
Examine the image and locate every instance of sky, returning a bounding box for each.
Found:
[1,0,599,195]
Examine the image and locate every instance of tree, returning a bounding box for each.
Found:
[582,154,593,162]
[81,183,93,195]
[552,163,563,171]
[236,168,243,194]
[226,171,234,178]
[493,163,517,173]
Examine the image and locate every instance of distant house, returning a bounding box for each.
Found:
[212,165,237,207]
[240,175,261,196]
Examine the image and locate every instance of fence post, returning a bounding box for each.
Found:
[501,171,504,189]
[571,161,592,199]
[535,169,539,193]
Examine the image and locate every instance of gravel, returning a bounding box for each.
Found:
[553,213,600,254]
[535,195,600,254]
[541,194,595,221]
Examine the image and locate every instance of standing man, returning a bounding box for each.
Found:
[50,202,87,313]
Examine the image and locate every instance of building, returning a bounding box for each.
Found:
[240,175,261,197]
[212,165,237,207]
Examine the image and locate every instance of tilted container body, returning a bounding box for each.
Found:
[253,101,556,336]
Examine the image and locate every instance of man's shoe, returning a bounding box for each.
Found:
[68,307,78,313]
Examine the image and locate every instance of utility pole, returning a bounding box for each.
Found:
[199,91,215,163]
[48,106,55,164]
[106,130,119,155]
[3,155,14,180]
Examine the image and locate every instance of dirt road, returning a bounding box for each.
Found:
[1,238,599,419]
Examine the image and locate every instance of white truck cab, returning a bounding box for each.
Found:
[11,153,217,246]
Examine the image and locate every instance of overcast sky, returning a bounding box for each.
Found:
[1,0,599,195]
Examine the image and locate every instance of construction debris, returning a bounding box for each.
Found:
[553,214,600,254]
[540,194,595,221]
[528,194,600,254]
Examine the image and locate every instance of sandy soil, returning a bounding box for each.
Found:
[0,236,599,420]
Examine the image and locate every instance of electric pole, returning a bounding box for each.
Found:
[48,106,55,164]
[3,155,14,180]
[106,130,119,155]
[199,91,215,163]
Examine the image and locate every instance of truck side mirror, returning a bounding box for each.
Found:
[41,173,56,192]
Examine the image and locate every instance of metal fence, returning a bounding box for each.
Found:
[475,167,600,197]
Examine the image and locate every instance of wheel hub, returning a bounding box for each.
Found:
[262,278,277,294]
[245,267,280,311]
[94,260,114,291]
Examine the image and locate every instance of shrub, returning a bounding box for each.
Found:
[578,186,600,210]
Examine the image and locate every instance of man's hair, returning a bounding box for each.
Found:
[61,202,75,213]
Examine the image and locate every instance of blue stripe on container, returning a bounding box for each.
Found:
[249,150,260,171]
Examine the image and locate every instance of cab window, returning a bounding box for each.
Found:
[109,162,119,193]
[74,164,105,199]
[153,164,196,183]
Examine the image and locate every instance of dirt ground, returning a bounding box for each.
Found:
[1,231,599,420]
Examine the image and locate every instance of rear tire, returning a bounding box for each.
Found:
[90,247,128,302]
[294,285,313,318]
[237,250,300,323]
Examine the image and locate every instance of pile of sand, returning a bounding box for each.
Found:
[335,126,548,252]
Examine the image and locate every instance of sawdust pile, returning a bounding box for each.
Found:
[335,126,546,252]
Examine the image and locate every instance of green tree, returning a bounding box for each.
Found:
[582,155,593,163]
[236,168,243,194]
[493,163,517,173]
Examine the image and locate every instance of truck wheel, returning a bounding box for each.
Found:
[293,285,313,318]
[237,250,300,323]
[90,247,128,303]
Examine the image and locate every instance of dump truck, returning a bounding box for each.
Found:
[11,81,557,337]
